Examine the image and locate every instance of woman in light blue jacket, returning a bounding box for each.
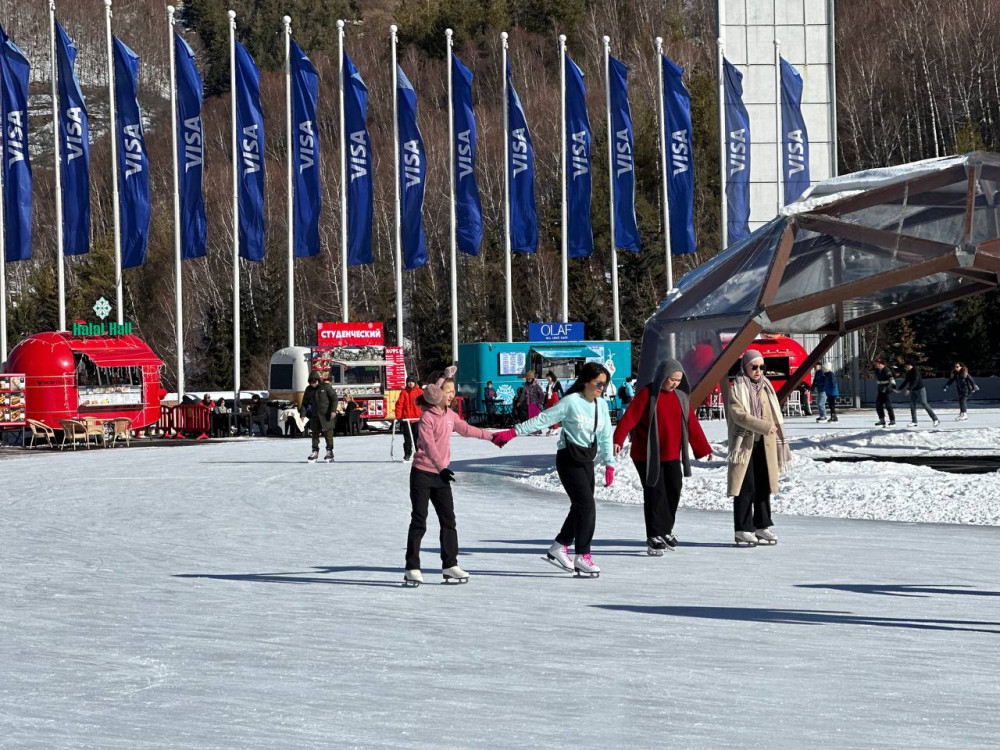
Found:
[492,362,615,577]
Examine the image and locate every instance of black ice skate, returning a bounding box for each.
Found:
[307,450,319,463]
[646,537,666,556]
[324,450,335,463]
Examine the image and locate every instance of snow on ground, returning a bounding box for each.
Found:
[522,406,1000,526]
[2,409,1000,748]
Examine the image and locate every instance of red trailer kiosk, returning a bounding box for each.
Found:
[4,331,164,430]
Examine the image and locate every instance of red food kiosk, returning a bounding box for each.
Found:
[4,331,164,429]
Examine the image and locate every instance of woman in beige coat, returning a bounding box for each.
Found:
[724,350,792,546]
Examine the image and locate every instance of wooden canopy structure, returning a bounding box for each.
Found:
[638,152,1000,405]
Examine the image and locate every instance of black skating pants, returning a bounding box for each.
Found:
[876,391,895,423]
[733,439,773,532]
[908,387,938,423]
[632,459,683,538]
[402,420,420,458]
[554,449,596,555]
[958,394,968,414]
[406,468,458,570]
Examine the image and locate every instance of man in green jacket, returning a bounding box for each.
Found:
[299,371,338,462]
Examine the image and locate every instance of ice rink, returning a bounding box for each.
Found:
[2,409,999,748]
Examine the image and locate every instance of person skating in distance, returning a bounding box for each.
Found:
[492,362,615,577]
[300,371,337,462]
[724,350,792,547]
[871,357,897,427]
[403,366,500,587]
[943,361,979,421]
[612,359,713,556]
[894,362,940,427]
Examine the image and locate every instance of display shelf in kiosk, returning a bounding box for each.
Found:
[0,374,27,427]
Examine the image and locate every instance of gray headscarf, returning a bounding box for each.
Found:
[644,358,693,486]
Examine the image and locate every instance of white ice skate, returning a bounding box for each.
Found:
[734,531,758,547]
[754,528,777,545]
[442,565,469,584]
[544,542,574,572]
[324,450,335,463]
[573,553,600,577]
[957,413,968,421]
[932,419,940,427]
[403,569,423,587]
[907,422,919,427]
[307,450,319,463]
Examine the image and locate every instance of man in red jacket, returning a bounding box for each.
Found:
[613,359,713,554]
[395,375,424,461]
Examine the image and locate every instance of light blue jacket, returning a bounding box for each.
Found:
[515,392,615,466]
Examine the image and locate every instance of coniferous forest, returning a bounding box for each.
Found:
[2,0,999,389]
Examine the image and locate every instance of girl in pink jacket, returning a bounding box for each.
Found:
[404,366,497,587]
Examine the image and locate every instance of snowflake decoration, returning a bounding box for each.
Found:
[93,297,112,320]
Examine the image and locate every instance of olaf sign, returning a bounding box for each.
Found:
[528,322,584,342]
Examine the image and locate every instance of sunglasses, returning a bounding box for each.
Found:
[594,380,608,389]
[749,364,765,372]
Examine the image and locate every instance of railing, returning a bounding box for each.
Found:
[157,403,212,440]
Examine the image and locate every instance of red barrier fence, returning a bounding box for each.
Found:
[157,403,212,439]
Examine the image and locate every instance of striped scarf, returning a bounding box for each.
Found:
[728,376,792,471]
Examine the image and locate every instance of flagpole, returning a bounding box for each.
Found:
[717,10,728,251]
[603,36,620,341]
[50,0,66,332]
[229,8,240,406]
[390,24,403,348]
[167,5,185,397]
[105,0,123,326]
[446,28,459,365]
[559,35,568,324]
[774,37,783,213]
[284,15,294,347]
[337,19,348,323]
[501,31,512,343]
[0,107,5,361]
[655,37,673,294]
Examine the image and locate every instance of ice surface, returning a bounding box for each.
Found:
[2,408,999,748]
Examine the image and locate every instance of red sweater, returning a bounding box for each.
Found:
[613,387,711,463]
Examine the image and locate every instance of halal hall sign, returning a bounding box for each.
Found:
[72,297,134,336]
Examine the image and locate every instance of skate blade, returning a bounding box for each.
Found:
[573,570,600,578]
[442,576,469,584]
[754,539,777,545]
[646,548,664,557]
[402,578,421,587]
[542,554,574,572]
[734,539,758,547]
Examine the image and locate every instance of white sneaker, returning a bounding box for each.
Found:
[574,553,601,576]
[546,542,574,571]
[754,528,777,544]
[442,565,469,583]
[403,569,423,587]
[734,531,758,546]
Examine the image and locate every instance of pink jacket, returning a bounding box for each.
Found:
[412,405,492,474]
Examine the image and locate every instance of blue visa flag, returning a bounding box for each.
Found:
[564,53,593,259]
[397,66,427,271]
[113,37,150,269]
[723,58,750,244]
[174,33,206,260]
[608,55,639,252]
[291,39,320,258]
[779,57,810,205]
[506,60,537,254]
[56,21,91,257]
[0,33,32,262]
[661,55,696,255]
[234,42,266,262]
[452,54,482,256]
[343,52,373,266]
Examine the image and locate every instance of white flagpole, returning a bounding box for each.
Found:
[284,15,294,347]
[446,28,459,365]
[167,5,185,398]
[229,8,240,405]
[105,0,123,326]
[604,36,620,342]
[50,0,66,332]
[337,19,348,323]
[500,31,512,343]
[559,34,568,324]
[717,1,728,250]
[655,37,673,292]
[391,24,403,349]
[0,97,5,361]
[774,37,783,213]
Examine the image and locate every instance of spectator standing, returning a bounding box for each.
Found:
[943,362,979,421]
[522,371,546,419]
[299,371,338,462]
[543,371,564,436]
[395,376,424,461]
[872,357,897,427]
[895,363,940,427]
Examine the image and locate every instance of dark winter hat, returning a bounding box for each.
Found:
[308,370,320,382]
[422,365,457,406]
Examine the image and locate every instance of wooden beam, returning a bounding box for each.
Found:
[964,163,978,247]
[974,238,1000,272]
[842,283,994,332]
[795,213,956,260]
[758,223,796,307]
[776,334,840,403]
[689,320,763,407]
[823,165,967,217]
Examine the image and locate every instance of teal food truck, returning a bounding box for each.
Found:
[457,323,632,415]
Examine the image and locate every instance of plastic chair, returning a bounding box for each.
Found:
[27,419,56,449]
[783,390,803,417]
[708,393,726,420]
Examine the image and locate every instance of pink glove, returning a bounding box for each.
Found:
[605,466,615,487]
[491,429,517,448]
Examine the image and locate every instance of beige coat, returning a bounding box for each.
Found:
[724,380,782,496]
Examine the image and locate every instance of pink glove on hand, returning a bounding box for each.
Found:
[491,429,517,448]
[605,466,615,487]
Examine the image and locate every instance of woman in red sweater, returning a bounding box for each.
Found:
[613,359,712,555]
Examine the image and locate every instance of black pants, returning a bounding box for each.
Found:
[402,420,420,458]
[632,459,683,538]
[406,468,458,570]
[958,394,968,414]
[827,398,837,420]
[554,449,596,555]
[733,439,773,532]
[309,421,334,451]
[875,391,895,422]
[908,387,937,423]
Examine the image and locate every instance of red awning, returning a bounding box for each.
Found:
[78,349,163,368]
